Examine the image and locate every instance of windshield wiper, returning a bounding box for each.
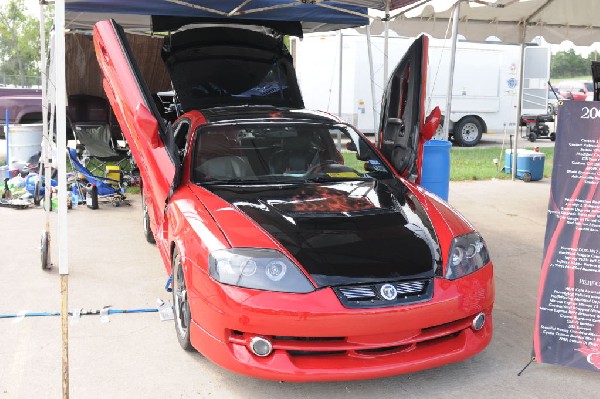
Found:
[199,178,248,185]
[199,178,283,186]
[303,176,373,183]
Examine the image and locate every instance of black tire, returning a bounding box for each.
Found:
[522,172,532,182]
[453,117,483,147]
[41,231,51,270]
[550,132,556,142]
[172,248,193,351]
[528,132,537,142]
[142,190,155,244]
[547,104,554,115]
[33,178,43,205]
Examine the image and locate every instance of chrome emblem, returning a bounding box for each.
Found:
[380,284,398,301]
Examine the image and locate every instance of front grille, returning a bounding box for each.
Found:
[227,313,475,361]
[333,279,433,308]
[337,286,378,300]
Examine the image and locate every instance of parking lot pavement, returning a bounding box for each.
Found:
[1,181,599,398]
[476,130,556,148]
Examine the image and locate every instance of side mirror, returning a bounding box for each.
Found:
[422,106,442,141]
[364,162,376,172]
[135,103,159,149]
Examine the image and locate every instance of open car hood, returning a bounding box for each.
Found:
[162,27,304,111]
[203,180,441,287]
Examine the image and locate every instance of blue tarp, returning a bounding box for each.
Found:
[65,0,369,27]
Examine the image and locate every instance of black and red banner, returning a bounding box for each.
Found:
[534,100,600,371]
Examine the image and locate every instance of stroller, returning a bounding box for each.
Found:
[67,147,128,207]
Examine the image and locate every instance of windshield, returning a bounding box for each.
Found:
[191,122,392,185]
[585,82,593,91]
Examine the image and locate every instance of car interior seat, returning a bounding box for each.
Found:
[268,136,321,174]
[195,132,254,180]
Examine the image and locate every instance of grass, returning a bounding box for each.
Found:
[6,149,552,185]
[552,75,592,82]
[126,186,140,195]
[450,146,554,181]
[342,146,554,181]
[341,150,367,173]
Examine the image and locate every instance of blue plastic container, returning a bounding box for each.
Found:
[504,149,545,181]
[421,140,452,200]
[24,173,58,196]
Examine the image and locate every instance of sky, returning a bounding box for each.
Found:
[0,0,43,15]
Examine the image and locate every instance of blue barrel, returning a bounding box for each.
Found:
[421,139,451,201]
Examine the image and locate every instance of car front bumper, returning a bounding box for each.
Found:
[188,263,494,381]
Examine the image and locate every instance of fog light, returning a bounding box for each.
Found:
[249,336,273,357]
[472,312,486,331]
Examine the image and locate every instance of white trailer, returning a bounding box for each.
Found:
[293,32,550,146]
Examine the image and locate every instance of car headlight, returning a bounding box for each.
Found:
[445,233,490,280]
[209,248,314,293]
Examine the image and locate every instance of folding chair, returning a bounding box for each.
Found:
[67,147,128,207]
[67,94,133,176]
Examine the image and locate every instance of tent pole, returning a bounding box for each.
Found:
[366,24,378,143]
[513,24,527,181]
[442,0,461,141]
[337,30,343,150]
[39,1,51,257]
[383,2,390,84]
[55,0,69,398]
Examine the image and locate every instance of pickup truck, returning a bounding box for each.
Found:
[0,87,43,139]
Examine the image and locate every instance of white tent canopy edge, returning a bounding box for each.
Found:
[371,0,600,179]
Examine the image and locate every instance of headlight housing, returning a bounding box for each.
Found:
[209,248,314,293]
[445,232,490,280]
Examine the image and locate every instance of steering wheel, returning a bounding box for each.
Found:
[304,160,340,177]
[304,161,363,178]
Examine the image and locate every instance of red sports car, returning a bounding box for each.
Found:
[94,20,494,381]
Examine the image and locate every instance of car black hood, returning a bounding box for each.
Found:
[205,180,441,287]
[162,27,304,111]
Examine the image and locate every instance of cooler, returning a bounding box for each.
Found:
[504,149,545,182]
[105,165,122,185]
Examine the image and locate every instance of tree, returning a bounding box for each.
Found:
[550,49,589,79]
[0,0,53,87]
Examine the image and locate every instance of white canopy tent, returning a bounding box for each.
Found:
[377,0,600,178]
[382,0,600,46]
[388,0,600,120]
